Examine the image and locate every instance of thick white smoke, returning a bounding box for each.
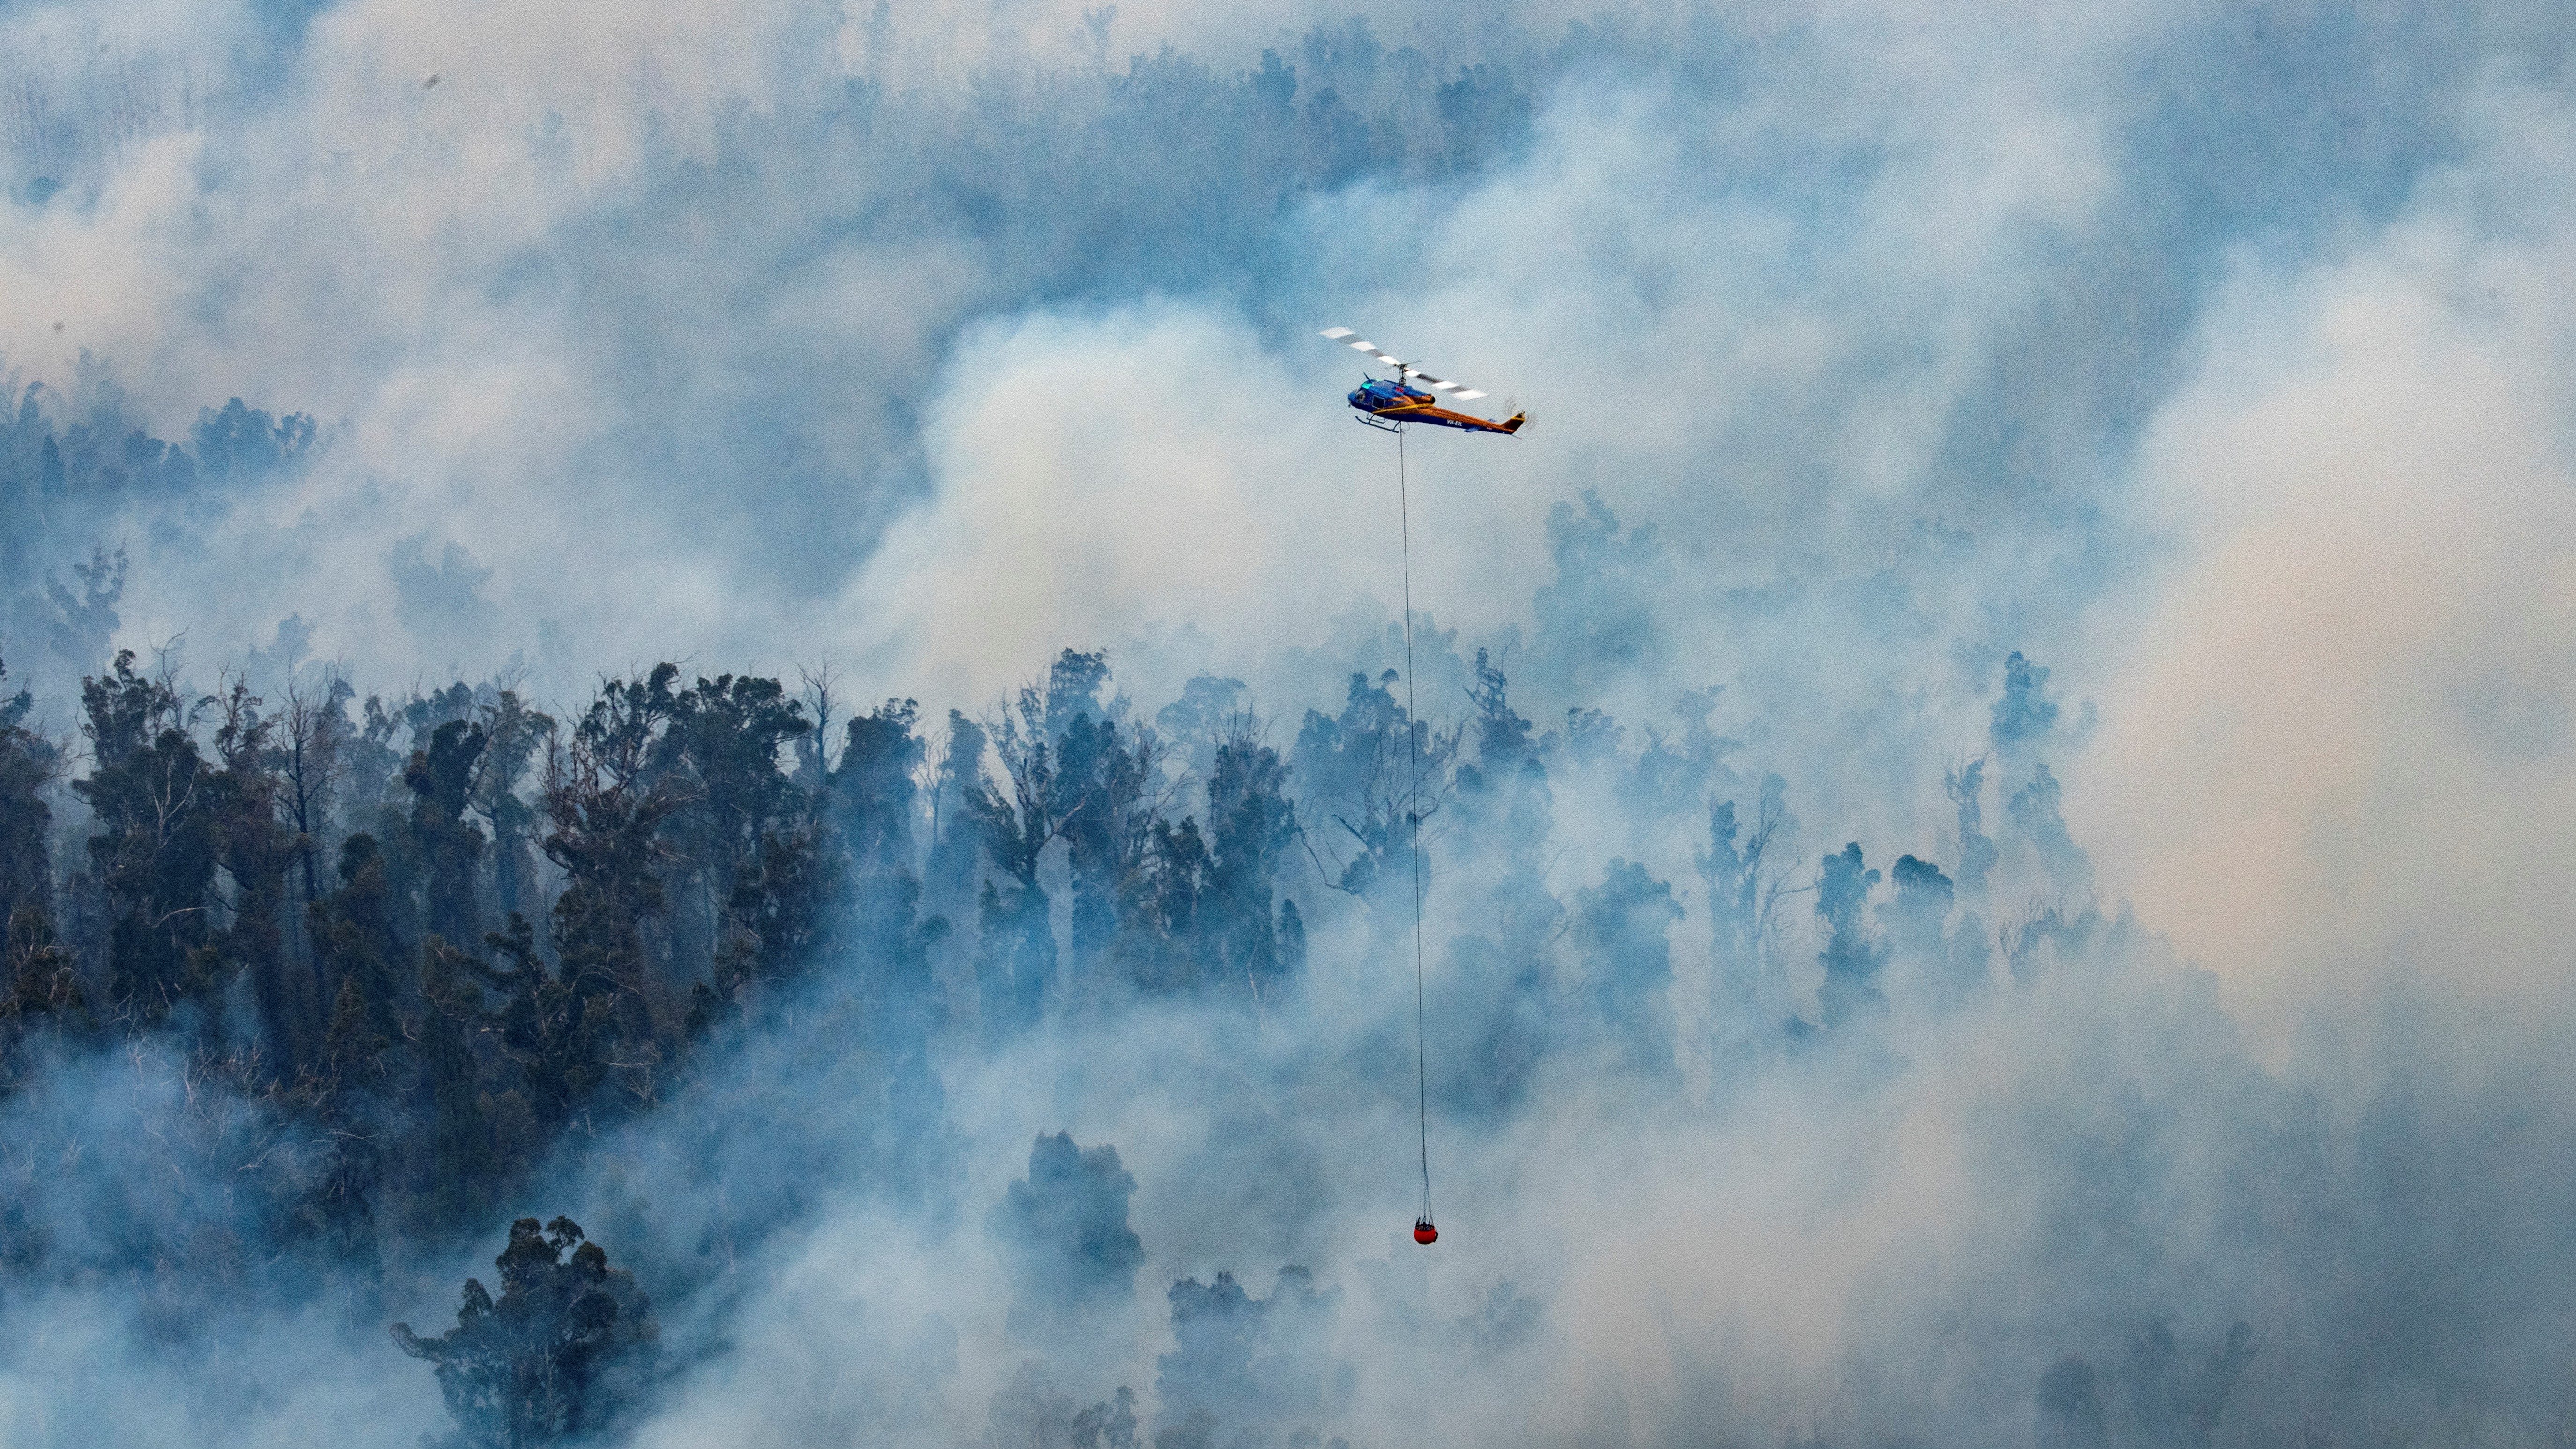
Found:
[2077,79,2576,1034]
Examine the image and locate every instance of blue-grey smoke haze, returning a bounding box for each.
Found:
[5,0,2576,1445]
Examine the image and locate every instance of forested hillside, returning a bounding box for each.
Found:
[5,463,2570,1448]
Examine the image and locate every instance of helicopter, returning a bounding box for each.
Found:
[1320,329,1526,435]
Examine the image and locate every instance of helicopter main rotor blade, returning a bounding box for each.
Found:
[1318,328,1491,401]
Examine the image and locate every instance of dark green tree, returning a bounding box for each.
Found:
[1528,490,1665,697]
[1880,854,1953,991]
[691,821,866,1037]
[1696,797,1776,1034]
[303,966,391,1264]
[1071,1387,1140,1449]
[1990,650,2060,756]
[2008,763,2093,896]
[1880,853,1990,1007]
[1943,755,1998,905]
[1158,1271,1261,1426]
[0,655,58,943]
[275,674,352,931]
[392,1215,658,1448]
[417,935,500,1228]
[825,698,948,1032]
[542,668,688,1089]
[474,690,553,920]
[1814,842,1887,1029]
[1,901,91,1084]
[0,652,77,1079]
[1054,708,1157,988]
[970,693,1062,1030]
[300,833,407,1263]
[1464,646,1532,773]
[1042,647,1112,739]
[208,680,308,1073]
[650,672,810,975]
[1156,1264,1340,1433]
[1291,671,1456,929]
[1615,686,1732,845]
[832,698,924,873]
[1569,858,1682,1079]
[310,833,408,1051]
[924,710,988,928]
[407,718,491,951]
[487,914,612,1138]
[992,1132,1146,1341]
[1114,817,1211,995]
[1202,725,1298,1000]
[1155,672,1248,782]
[74,650,221,1026]
[44,545,125,674]
[338,692,408,829]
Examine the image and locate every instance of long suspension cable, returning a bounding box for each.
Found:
[1397,424,1431,1222]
